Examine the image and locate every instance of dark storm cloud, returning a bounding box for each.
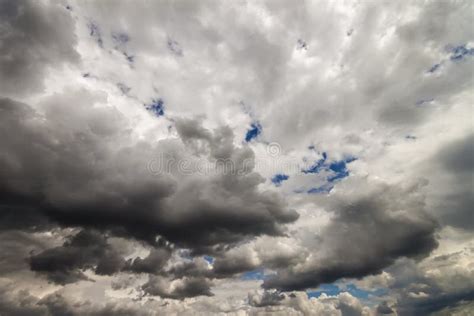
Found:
[141,276,213,299]
[29,229,173,285]
[375,302,394,315]
[0,206,52,232]
[431,133,474,230]
[124,247,171,274]
[386,257,474,315]
[438,133,474,174]
[29,230,125,284]
[0,0,79,97]
[0,95,297,251]
[264,182,438,291]
[167,118,298,251]
[397,289,474,316]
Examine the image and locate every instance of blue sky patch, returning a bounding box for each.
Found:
[344,284,388,300]
[146,98,165,116]
[203,256,214,264]
[300,153,356,194]
[427,63,441,73]
[328,160,347,174]
[241,268,265,281]
[271,174,289,186]
[302,152,327,174]
[327,172,348,182]
[307,184,333,194]
[307,284,341,298]
[307,283,387,300]
[302,153,356,185]
[327,160,348,182]
[245,122,262,142]
[427,44,474,73]
[449,44,474,61]
[327,157,356,182]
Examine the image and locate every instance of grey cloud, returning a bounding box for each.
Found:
[0,284,152,316]
[375,302,394,315]
[248,291,372,316]
[248,290,285,307]
[175,119,235,160]
[264,182,438,291]
[432,301,474,316]
[38,293,75,316]
[124,247,171,275]
[212,255,259,278]
[386,257,474,316]
[141,276,213,300]
[336,292,370,316]
[39,293,138,316]
[433,189,474,232]
[0,0,472,314]
[29,230,125,284]
[95,250,127,276]
[0,206,52,233]
[159,246,286,281]
[0,0,79,97]
[397,289,474,316]
[261,1,474,149]
[1,281,227,316]
[428,134,474,230]
[0,95,297,253]
[0,230,50,276]
[0,285,47,316]
[165,247,279,281]
[165,257,210,279]
[29,230,171,285]
[438,134,474,175]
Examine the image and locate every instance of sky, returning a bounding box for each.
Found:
[0,0,473,315]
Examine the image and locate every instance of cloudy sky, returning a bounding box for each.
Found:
[0,0,473,315]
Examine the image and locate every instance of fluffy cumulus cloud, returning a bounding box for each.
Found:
[263,180,439,292]
[0,0,473,315]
